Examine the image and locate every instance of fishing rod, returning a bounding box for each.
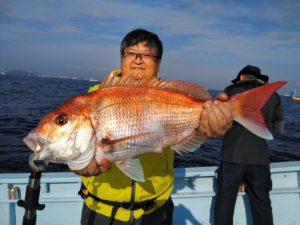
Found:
[17,154,49,225]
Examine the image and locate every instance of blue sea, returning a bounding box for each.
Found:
[0,73,299,173]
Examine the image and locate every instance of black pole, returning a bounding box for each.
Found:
[17,153,49,225]
[17,171,45,225]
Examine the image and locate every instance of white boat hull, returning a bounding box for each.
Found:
[1,161,300,225]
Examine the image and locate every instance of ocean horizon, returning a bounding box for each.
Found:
[0,73,299,173]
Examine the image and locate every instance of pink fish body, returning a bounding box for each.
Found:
[23,72,286,181]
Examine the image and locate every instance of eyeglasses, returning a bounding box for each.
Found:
[122,51,158,62]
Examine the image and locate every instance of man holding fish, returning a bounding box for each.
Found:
[23,29,285,225]
[76,29,233,225]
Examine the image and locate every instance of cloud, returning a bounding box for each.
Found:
[0,0,299,91]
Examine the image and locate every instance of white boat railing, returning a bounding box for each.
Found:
[1,161,300,225]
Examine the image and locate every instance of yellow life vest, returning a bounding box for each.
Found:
[81,69,174,221]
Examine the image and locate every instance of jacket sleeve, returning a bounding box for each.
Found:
[270,94,284,136]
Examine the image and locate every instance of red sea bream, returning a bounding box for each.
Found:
[23,72,286,181]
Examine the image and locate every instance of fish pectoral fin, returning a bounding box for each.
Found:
[98,132,162,155]
[115,159,145,182]
[101,132,154,145]
[173,131,206,155]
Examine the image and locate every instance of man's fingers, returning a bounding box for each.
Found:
[200,100,233,137]
[199,101,212,136]
[215,102,233,132]
[72,158,111,177]
[207,101,222,136]
[99,158,111,171]
[200,101,222,137]
[210,101,233,135]
[72,167,89,177]
[216,92,229,101]
[86,159,102,176]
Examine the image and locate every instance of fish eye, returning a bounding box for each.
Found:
[55,113,68,126]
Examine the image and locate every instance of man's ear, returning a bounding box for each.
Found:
[156,60,161,73]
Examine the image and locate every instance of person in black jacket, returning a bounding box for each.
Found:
[214,65,284,225]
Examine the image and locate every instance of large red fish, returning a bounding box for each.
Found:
[23,72,286,181]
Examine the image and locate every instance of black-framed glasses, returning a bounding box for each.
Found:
[122,51,158,61]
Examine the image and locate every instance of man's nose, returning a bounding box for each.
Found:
[134,54,143,62]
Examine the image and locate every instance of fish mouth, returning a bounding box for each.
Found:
[23,129,52,160]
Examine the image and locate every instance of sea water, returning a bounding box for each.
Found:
[0,73,299,172]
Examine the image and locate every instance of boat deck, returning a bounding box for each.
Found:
[1,161,300,225]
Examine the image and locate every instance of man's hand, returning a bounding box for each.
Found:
[72,158,111,177]
[200,92,233,137]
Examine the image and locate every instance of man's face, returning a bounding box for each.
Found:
[121,42,161,80]
[240,74,255,81]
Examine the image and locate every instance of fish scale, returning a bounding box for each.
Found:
[93,87,202,146]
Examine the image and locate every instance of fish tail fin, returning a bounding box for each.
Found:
[229,81,286,140]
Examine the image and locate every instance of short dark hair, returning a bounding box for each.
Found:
[120,28,163,60]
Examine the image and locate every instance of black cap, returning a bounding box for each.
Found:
[231,65,269,84]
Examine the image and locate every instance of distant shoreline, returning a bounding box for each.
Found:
[1,70,99,82]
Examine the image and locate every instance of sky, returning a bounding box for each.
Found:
[0,0,300,93]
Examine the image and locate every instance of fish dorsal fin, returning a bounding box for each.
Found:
[100,71,212,101]
[173,131,206,155]
[159,80,212,101]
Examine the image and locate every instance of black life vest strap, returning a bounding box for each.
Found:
[78,183,157,211]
